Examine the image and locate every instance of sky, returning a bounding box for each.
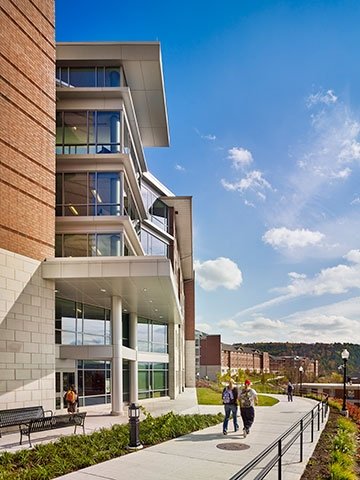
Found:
[56,0,360,345]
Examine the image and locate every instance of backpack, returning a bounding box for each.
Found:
[222,388,234,404]
[66,390,76,403]
[241,389,252,408]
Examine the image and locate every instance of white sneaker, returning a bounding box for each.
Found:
[243,428,247,438]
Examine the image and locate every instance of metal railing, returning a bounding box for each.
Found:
[229,399,328,480]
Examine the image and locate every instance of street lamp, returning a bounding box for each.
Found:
[299,366,304,397]
[341,349,350,415]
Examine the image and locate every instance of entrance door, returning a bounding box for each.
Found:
[56,371,76,410]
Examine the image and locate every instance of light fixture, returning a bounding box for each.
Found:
[100,288,106,293]
[68,205,79,215]
[341,349,350,360]
[91,189,102,203]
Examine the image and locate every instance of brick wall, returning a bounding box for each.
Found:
[0,0,55,261]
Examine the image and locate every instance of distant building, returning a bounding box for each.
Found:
[197,333,319,382]
[269,355,319,380]
[199,335,270,381]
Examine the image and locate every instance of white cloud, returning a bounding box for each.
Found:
[350,196,360,205]
[262,227,325,249]
[266,99,360,237]
[175,164,186,172]
[219,319,239,329]
[288,272,307,280]
[244,199,255,208]
[344,249,360,264]
[307,89,338,107]
[195,322,213,334]
[232,250,360,320]
[221,170,273,194]
[227,147,253,169]
[202,133,216,141]
[194,128,216,141]
[194,257,243,291]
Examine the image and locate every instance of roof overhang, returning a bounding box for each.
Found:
[56,42,170,147]
[161,196,193,280]
[42,256,182,324]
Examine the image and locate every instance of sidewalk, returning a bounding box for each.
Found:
[0,391,328,479]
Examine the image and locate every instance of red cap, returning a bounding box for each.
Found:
[244,379,251,385]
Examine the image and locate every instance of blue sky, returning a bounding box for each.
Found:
[56,0,360,344]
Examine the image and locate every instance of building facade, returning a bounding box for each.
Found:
[269,355,318,381]
[199,335,270,381]
[0,31,195,414]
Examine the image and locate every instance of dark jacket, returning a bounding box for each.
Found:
[222,386,238,405]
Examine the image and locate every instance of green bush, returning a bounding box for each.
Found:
[0,412,223,479]
[329,414,358,480]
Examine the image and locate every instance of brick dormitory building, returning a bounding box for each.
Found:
[196,332,318,382]
[1,1,195,414]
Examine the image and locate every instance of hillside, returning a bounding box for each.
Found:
[243,342,360,376]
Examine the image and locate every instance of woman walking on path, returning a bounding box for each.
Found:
[239,379,258,437]
[222,379,239,435]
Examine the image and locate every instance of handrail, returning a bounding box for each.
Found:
[229,399,328,480]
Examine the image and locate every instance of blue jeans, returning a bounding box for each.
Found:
[223,404,238,432]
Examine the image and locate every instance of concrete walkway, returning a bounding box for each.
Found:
[0,390,328,479]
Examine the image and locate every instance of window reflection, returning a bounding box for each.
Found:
[57,233,123,257]
[56,111,121,154]
[137,318,168,353]
[56,67,121,88]
[55,298,111,346]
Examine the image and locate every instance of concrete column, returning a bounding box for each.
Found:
[168,323,176,399]
[111,296,123,415]
[129,312,138,403]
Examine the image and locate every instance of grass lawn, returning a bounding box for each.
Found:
[197,387,279,406]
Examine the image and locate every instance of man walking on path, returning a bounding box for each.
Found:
[222,379,239,435]
[239,379,258,437]
[287,381,294,402]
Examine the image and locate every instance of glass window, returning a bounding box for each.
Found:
[97,234,122,256]
[69,68,96,87]
[64,173,88,216]
[141,229,168,256]
[64,112,87,146]
[63,234,88,257]
[137,318,168,353]
[97,111,120,153]
[105,67,120,87]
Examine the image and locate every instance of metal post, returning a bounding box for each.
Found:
[300,419,303,462]
[342,358,347,412]
[311,410,314,442]
[317,404,320,430]
[278,439,282,480]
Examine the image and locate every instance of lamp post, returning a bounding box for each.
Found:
[128,403,143,450]
[341,349,350,416]
[299,366,304,397]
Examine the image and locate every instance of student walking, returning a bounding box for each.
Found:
[287,381,294,402]
[222,379,239,435]
[239,379,258,437]
[64,384,78,413]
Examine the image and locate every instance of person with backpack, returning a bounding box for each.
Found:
[287,381,294,402]
[64,384,78,413]
[239,379,258,437]
[222,379,239,435]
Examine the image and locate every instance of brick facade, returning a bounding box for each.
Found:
[0,0,55,261]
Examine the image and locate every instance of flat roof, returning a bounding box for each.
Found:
[56,42,170,147]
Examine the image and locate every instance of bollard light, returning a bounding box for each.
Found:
[128,403,143,450]
[341,349,350,416]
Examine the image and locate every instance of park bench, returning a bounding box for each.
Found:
[0,406,53,437]
[19,412,87,447]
